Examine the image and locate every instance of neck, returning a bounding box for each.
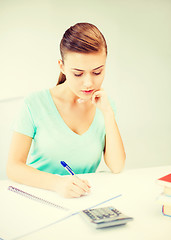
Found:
[52,83,92,106]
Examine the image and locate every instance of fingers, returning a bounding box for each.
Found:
[59,175,91,198]
[91,90,103,104]
[67,177,91,198]
[70,183,86,198]
[82,179,91,189]
[71,177,91,197]
[73,177,91,192]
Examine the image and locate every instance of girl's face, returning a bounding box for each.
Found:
[58,50,107,100]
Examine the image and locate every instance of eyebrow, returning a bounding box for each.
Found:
[71,65,104,71]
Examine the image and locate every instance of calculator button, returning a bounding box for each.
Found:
[103,214,110,218]
[112,209,121,215]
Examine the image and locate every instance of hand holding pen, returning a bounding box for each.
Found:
[58,161,91,198]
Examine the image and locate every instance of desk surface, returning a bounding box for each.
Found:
[1,165,171,240]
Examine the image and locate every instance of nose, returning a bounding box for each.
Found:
[83,74,93,88]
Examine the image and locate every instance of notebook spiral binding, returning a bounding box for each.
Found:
[8,186,68,211]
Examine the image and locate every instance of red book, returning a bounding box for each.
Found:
[157,173,171,195]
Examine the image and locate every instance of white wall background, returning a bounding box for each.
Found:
[0,0,171,178]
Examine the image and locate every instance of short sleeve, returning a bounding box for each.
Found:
[12,100,36,138]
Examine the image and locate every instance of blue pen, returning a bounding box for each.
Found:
[60,161,91,192]
[60,161,75,175]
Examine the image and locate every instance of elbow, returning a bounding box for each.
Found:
[6,163,14,180]
[109,155,126,174]
[6,162,18,181]
[110,165,125,174]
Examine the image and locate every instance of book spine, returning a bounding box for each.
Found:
[164,186,171,195]
[162,205,171,217]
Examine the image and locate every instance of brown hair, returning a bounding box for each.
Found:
[57,22,107,85]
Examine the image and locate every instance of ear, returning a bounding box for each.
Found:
[58,59,65,75]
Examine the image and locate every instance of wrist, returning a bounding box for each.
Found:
[48,174,62,192]
[103,107,115,119]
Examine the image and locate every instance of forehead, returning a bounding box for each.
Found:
[64,51,107,70]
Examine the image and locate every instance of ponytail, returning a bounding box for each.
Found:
[56,72,66,85]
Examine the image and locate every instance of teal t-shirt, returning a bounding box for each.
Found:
[12,89,116,175]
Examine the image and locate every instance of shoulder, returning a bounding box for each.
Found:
[22,89,51,117]
[24,89,49,106]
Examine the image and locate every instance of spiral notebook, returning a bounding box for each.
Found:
[0,184,73,240]
[8,185,68,210]
[0,174,121,240]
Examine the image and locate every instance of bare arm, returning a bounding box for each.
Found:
[6,132,90,197]
[103,109,126,173]
[92,89,126,173]
[6,132,60,190]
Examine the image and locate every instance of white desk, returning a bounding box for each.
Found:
[1,166,171,240]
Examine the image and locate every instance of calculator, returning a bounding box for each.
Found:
[80,206,133,229]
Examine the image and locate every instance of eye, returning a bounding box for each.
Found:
[93,71,102,75]
[74,73,83,77]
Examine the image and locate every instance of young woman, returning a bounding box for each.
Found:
[7,22,126,198]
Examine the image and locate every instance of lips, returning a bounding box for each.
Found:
[81,89,94,95]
